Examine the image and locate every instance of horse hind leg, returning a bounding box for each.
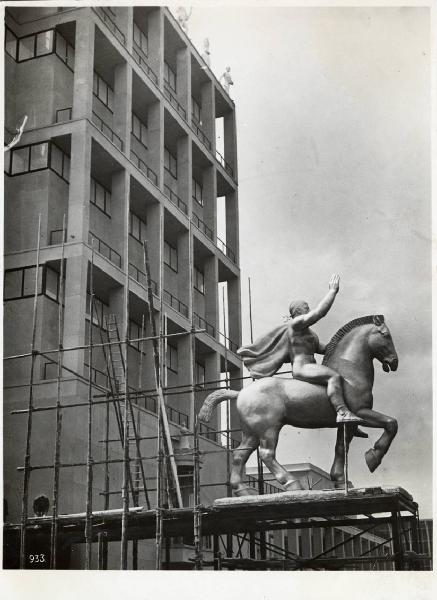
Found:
[230,431,259,496]
[330,425,356,489]
[258,427,303,491]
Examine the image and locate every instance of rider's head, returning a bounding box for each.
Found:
[289,300,310,317]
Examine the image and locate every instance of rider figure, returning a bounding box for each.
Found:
[238,274,362,423]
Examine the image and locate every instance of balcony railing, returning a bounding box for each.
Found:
[137,394,189,428]
[192,213,213,241]
[130,149,158,186]
[132,44,158,86]
[164,85,187,121]
[215,148,234,179]
[89,231,122,268]
[218,331,239,354]
[56,107,72,123]
[163,289,189,318]
[199,421,219,444]
[92,111,123,151]
[191,121,212,151]
[193,312,215,338]
[84,363,110,389]
[163,184,188,215]
[129,263,158,295]
[92,7,126,46]
[49,229,67,245]
[217,236,236,264]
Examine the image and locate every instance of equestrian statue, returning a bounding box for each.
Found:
[198,275,399,496]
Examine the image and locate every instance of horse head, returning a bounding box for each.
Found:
[367,315,399,373]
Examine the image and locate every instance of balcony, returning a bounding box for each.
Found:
[132,44,158,87]
[56,107,72,123]
[193,313,215,338]
[163,289,189,319]
[92,7,126,47]
[217,236,236,264]
[164,85,187,121]
[218,331,239,354]
[191,120,212,152]
[163,184,188,215]
[192,213,213,242]
[130,149,158,186]
[136,394,189,428]
[89,231,122,268]
[215,148,234,179]
[92,111,124,152]
[129,263,158,295]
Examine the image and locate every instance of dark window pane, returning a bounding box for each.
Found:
[50,145,63,176]
[44,267,58,301]
[30,143,49,170]
[23,266,42,296]
[18,36,34,61]
[4,270,22,299]
[11,147,29,174]
[63,155,70,181]
[56,32,67,61]
[5,29,17,59]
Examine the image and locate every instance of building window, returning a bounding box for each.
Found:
[133,22,148,56]
[192,178,203,206]
[194,266,205,294]
[129,211,147,243]
[164,147,177,179]
[164,61,177,92]
[86,293,109,328]
[90,177,111,217]
[166,343,178,373]
[55,31,75,70]
[132,112,148,147]
[4,266,60,302]
[93,71,114,111]
[191,98,201,124]
[6,141,70,183]
[164,240,178,272]
[36,30,54,56]
[5,27,18,60]
[195,362,205,386]
[129,319,145,352]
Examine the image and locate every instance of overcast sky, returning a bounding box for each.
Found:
[186,5,432,517]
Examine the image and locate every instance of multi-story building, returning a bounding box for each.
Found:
[4,5,242,568]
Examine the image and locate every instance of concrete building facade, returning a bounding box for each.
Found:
[4,5,242,568]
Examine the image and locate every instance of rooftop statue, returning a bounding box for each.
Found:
[220,66,234,94]
[199,276,399,496]
[201,38,211,69]
[176,7,192,34]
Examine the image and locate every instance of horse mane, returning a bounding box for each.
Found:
[322,315,383,365]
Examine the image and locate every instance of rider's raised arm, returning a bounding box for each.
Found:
[293,274,340,330]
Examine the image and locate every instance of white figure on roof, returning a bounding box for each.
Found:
[220,67,234,95]
[176,7,192,33]
[201,38,211,69]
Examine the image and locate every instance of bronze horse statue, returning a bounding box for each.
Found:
[199,315,399,495]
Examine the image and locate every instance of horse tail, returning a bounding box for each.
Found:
[198,389,239,423]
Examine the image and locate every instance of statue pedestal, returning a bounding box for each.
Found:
[213,486,413,506]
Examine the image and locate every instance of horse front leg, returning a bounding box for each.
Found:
[355,408,398,473]
[330,425,356,488]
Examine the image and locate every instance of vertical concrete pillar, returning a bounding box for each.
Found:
[176,332,192,420]
[72,18,95,121]
[177,135,190,209]
[204,255,218,333]
[176,47,190,117]
[63,254,88,376]
[226,190,239,263]
[117,6,133,53]
[224,109,238,179]
[203,165,216,236]
[113,62,132,154]
[201,81,215,152]
[147,8,164,87]
[68,124,91,243]
[178,229,190,309]
[147,203,162,284]
[111,169,129,261]
[227,276,242,348]
[148,101,164,186]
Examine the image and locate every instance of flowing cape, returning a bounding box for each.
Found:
[237,323,291,378]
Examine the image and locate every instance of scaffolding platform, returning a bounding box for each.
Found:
[4,485,419,569]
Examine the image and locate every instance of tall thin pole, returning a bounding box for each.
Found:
[222,287,233,560]
[19,214,42,569]
[85,241,95,569]
[120,184,131,570]
[50,214,66,569]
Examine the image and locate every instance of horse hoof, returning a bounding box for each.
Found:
[333,479,345,489]
[365,449,381,473]
[283,479,303,491]
[234,486,259,497]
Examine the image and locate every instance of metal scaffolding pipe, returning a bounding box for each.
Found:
[85,243,95,569]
